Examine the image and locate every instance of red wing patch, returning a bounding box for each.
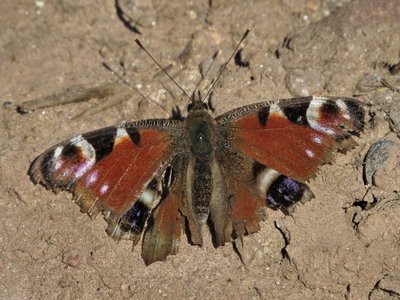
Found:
[231,112,335,181]
[76,129,174,215]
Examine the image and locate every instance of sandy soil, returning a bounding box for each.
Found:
[1,0,399,299]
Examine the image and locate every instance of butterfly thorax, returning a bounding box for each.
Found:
[185,108,216,156]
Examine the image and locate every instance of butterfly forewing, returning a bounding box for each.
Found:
[216,96,365,182]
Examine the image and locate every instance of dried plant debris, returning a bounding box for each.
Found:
[17,82,125,113]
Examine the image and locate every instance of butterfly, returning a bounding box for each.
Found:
[30,91,365,265]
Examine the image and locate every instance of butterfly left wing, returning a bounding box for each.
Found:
[30,120,184,263]
[213,96,365,244]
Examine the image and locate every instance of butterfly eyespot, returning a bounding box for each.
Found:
[266,176,306,210]
[118,201,150,234]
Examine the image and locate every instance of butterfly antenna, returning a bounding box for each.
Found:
[201,29,250,103]
[135,39,193,103]
[102,62,172,117]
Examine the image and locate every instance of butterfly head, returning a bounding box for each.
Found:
[187,100,209,113]
[187,90,215,114]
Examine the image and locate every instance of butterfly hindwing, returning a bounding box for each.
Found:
[141,158,186,265]
[212,143,264,246]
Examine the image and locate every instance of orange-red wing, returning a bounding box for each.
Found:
[229,113,335,181]
[216,97,365,182]
[30,122,180,218]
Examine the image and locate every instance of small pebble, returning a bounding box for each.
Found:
[35,1,45,8]
[363,137,400,186]
[285,68,325,96]
[62,250,81,268]
[3,101,13,109]
[356,74,383,92]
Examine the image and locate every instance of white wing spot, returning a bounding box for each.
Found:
[100,184,109,195]
[313,136,322,144]
[54,146,63,158]
[257,168,280,195]
[320,127,336,136]
[306,149,314,158]
[115,128,128,145]
[117,128,128,138]
[139,189,158,207]
[75,161,91,178]
[86,170,99,187]
[53,146,64,171]
[270,103,284,116]
[337,99,351,120]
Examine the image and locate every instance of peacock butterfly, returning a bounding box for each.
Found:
[29,31,365,265]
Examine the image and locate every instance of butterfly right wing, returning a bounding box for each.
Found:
[212,96,365,245]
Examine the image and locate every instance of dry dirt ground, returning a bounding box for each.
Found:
[1,0,400,299]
